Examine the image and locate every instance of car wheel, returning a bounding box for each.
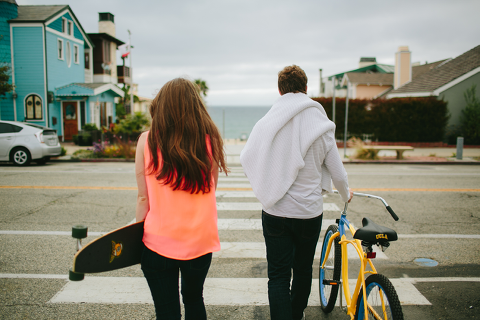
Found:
[11,147,31,166]
[36,157,50,165]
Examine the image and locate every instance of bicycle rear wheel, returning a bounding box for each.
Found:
[355,273,404,320]
[319,224,341,313]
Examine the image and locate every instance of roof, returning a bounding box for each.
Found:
[10,5,68,22]
[411,59,449,79]
[328,63,395,81]
[343,73,393,86]
[10,5,93,49]
[88,33,125,46]
[388,45,480,96]
[55,83,124,98]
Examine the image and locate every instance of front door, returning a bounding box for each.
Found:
[63,101,78,141]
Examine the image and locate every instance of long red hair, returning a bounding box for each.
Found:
[147,78,228,193]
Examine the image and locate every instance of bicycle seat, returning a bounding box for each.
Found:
[353,218,398,243]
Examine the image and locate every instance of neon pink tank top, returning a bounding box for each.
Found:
[142,132,220,260]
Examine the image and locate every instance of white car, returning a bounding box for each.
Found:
[0,120,62,166]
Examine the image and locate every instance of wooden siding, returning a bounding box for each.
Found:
[439,72,480,127]
[12,26,45,124]
[0,2,16,120]
[46,31,84,133]
[47,12,83,41]
[46,31,84,90]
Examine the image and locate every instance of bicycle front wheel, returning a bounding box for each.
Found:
[319,224,341,313]
[355,274,404,320]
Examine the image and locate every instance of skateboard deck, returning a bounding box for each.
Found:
[72,221,144,274]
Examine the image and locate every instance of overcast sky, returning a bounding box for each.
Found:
[17,0,480,106]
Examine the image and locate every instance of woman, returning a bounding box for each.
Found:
[135,78,228,320]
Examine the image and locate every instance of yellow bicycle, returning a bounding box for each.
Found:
[319,192,404,319]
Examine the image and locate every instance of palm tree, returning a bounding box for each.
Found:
[194,79,209,97]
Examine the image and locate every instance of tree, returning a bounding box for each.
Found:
[116,84,140,120]
[194,79,209,97]
[460,84,480,144]
[0,65,14,99]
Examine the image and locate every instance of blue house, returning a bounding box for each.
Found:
[0,0,124,141]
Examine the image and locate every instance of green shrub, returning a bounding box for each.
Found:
[114,112,150,135]
[460,84,480,145]
[312,97,449,142]
[82,123,98,131]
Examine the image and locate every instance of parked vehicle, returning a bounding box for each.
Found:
[0,120,62,166]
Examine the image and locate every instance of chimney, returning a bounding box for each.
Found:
[359,57,376,68]
[98,12,115,37]
[394,46,411,89]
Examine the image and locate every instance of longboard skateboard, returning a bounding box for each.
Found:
[69,221,144,281]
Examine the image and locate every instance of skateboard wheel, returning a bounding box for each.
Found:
[72,225,88,239]
[69,269,84,281]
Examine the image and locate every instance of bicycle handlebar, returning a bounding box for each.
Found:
[333,190,399,221]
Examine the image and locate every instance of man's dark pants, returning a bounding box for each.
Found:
[262,210,322,320]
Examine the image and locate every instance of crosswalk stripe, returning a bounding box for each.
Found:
[217,183,252,189]
[215,241,386,259]
[47,276,431,305]
[218,177,250,182]
[217,219,338,231]
[216,191,256,198]
[216,202,340,212]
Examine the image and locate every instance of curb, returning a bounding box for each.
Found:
[51,158,135,163]
[49,158,480,165]
[343,160,480,165]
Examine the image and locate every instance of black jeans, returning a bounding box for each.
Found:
[141,245,212,320]
[262,211,322,320]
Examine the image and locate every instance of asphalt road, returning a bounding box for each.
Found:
[0,162,479,319]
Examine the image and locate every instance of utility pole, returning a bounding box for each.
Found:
[128,29,134,115]
[332,77,336,124]
[343,81,349,158]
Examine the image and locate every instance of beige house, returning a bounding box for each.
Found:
[319,47,446,100]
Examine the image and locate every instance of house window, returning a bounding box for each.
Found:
[62,18,67,33]
[84,51,90,69]
[73,44,79,64]
[58,39,64,60]
[25,94,43,120]
[66,41,71,67]
[68,20,73,36]
[103,40,110,63]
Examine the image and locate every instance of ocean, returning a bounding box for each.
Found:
[207,106,271,139]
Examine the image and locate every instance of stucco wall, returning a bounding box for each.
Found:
[439,71,480,127]
[355,85,391,99]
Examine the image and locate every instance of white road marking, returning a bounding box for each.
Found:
[43,276,446,305]
[215,241,387,259]
[216,191,256,198]
[217,202,262,211]
[398,234,480,239]
[218,177,250,182]
[217,219,339,231]
[0,273,68,279]
[216,202,340,211]
[217,183,252,189]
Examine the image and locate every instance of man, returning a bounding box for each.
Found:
[240,65,352,320]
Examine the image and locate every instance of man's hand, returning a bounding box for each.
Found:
[348,188,354,203]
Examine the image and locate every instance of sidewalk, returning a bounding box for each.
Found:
[56,141,480,165]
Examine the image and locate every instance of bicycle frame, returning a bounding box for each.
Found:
[321,193,394,319]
